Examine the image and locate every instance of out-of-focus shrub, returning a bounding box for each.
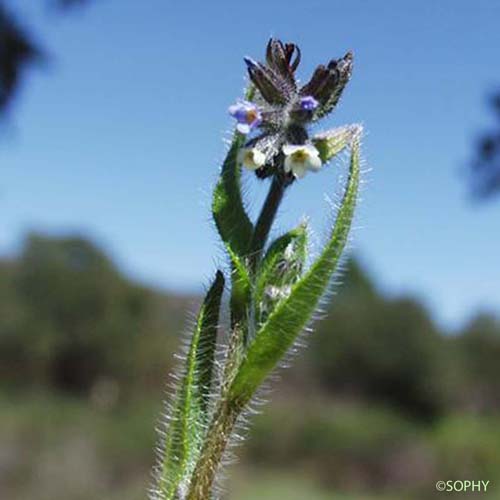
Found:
[453,314,500,414]
[0,233,189,396]
[245,400,432,492]
[429,415,500,480]
[310,260,447,420]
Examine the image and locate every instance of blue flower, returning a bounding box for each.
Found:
[228,100,262,134]
[299,95,319,111]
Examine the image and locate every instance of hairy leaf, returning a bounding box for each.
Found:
[195,271,225,414]
[160,271,224,498]
[229,139,361,406]
[212,94,255,335]
[212,136,253,256]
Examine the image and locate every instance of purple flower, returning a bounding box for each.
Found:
[228,100,262,134]
[299,95,319,111]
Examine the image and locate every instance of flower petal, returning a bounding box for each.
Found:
[236,123,251,135]
[306,154,322,172]
[292,163,307,178]
[239,148,266,170]
[228,104,240,116]
[303,144,320,157]
[252,149,266,167]
[283,155,293,173]
[300,96,319,111]
[282,144,302,156]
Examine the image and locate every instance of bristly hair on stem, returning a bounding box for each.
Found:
[150,37,364,500]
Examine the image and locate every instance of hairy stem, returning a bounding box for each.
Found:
[249,175,287,271]
[186,400,240,500]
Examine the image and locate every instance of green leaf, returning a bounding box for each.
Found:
[160,271,224,498]
[195,271,225,414]
[212,115,254,334]
[212,135,253,257]
[313,124,362,163]
[254,223,308,326]
[228,139,361,406]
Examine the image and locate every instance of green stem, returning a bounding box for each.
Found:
[186,400,240,500]
[249,175,287,271]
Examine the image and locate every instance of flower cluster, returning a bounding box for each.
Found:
[229,38,353,181]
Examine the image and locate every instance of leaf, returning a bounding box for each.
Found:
[228,139,361,406]
[195,271,225,414]
[212,139,253,258]
[253,223,308,326]
[313,124,362,163]
[160,271,225,498]
[212,90,255,334]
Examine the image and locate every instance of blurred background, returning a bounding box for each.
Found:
[1,1,500,498]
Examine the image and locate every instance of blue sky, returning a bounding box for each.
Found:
[3,0,500,330]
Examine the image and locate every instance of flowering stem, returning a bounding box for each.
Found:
[154,38,361,500]
[249,175,287,270]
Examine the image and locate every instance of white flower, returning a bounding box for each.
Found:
[282,144,322,179]
[238,147,266,171]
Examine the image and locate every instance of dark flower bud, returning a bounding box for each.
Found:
[300,52,353,119]
[265,38,300,87]
[244,57,289,105]
[283,42,301,73]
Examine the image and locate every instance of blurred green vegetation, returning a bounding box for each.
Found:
[1,233,499,499]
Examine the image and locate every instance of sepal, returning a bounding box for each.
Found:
[313,124,362,163]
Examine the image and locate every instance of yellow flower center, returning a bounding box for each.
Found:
[291,149,308,163]
[244,151,255,163]
[245,109,258,124]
